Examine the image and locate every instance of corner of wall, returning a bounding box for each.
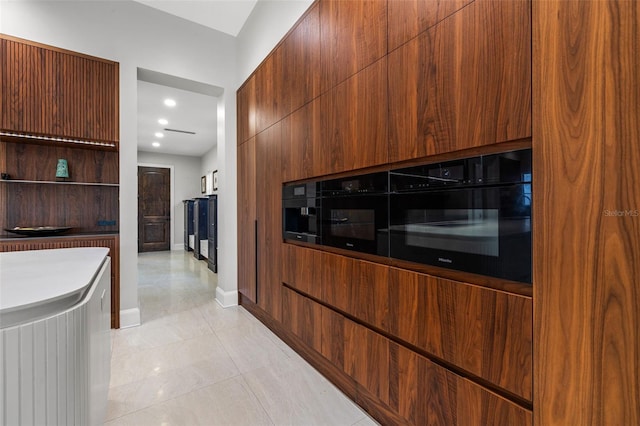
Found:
[119,307,141,328]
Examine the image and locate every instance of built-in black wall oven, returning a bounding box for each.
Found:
[321,172,389,256]
[389,149,532,283]
[282,182,321,244]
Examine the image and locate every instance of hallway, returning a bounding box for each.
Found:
[105,250,376,425]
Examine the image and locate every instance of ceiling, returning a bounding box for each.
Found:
[133,0,258,37]
[135,1,257,158]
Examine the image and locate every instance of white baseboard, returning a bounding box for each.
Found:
[119,307,141,328]
[216,287,238,308]
[172,243,183,251]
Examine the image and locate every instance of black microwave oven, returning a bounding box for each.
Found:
[282,182,321,244]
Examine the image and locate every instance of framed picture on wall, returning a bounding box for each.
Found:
[212,170,218,191]
[201,176,206,193]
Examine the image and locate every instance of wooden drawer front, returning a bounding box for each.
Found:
[322,251,388,330]
[390,342,532,426]
[282,244,323,299]
[388,0,531,162]
[388,268,532,401]
[387,0,474,51]
[281,286,322,353]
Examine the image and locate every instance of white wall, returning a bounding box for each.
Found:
[1,0,237,325]
[138,151,202,248]
[201,144,218,179]
[236,0,314,85]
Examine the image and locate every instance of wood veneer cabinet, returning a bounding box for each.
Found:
[319,0,387,92]
[388,268,532,401]
[237,137,257,303]
[0,34,119,146]
[255,47,284,134]
[236,76,256,145]
[255,123,283,320]
[281,97,322,182]
[388,0,531,162]
[387,0,473,52]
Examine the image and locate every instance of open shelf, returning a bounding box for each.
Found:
[0,179,119,187]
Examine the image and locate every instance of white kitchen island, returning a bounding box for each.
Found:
[0,247,111,426]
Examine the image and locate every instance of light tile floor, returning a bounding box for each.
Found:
[105,250,378,426]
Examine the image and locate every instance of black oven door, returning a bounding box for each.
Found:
[322,194,389,256]
[389,185,531,283]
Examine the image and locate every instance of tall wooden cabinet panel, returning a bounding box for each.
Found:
[388,268,532,401]
[237,137,257,303]
[387,0,473,51]
[281,3,321,117]
[1,35,119,145]
[255,123,283,320]
[319,0,387,91]
[255,47,284,134]
[388,0,531,162]
[319,58,388,175]
[236,76,257,145]
[281,98,323,182]
[533,0,640,424]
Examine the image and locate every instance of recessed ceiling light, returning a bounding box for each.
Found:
[152,142,160,147]
[164,99,176,107]
[158,118,168,125]
[155,132,164,138]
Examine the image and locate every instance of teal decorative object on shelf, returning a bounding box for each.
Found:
[56,158,69,180]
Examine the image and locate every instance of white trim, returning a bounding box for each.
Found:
[215,287,238,308]
[119,307,141,328]
[137,163,175,249]
[172,243,183,251]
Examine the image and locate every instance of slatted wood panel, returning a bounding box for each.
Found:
[387,0,474,51]
[237,138,257,303]
[388,268,532,401]
[388,0,531,161]
[0,235,120,329]
[0,35,119,145]
[533,0,640,424]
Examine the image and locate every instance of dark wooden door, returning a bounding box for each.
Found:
[138,166,170,252]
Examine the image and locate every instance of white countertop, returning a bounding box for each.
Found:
[0,247,109,327]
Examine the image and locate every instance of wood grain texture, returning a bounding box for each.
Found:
[320,303,345,369]
[322,251,388,331]
[388,268,532,401]
[281,2,321,117]
[319,57,388,175]
[281,286,322,353]
[237,138,257,303]
[236,76,257,145]
[256,123,283,320]
[255,47,284,133]
[3,141,119,183]
[387,0,474,51]
[388,0,531,162]
[319,0,387,91]
[1,35,119,145]
[281,97,322,182]
[0,235,120,329]
[281,244,323,299]
[533,0,640,424]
